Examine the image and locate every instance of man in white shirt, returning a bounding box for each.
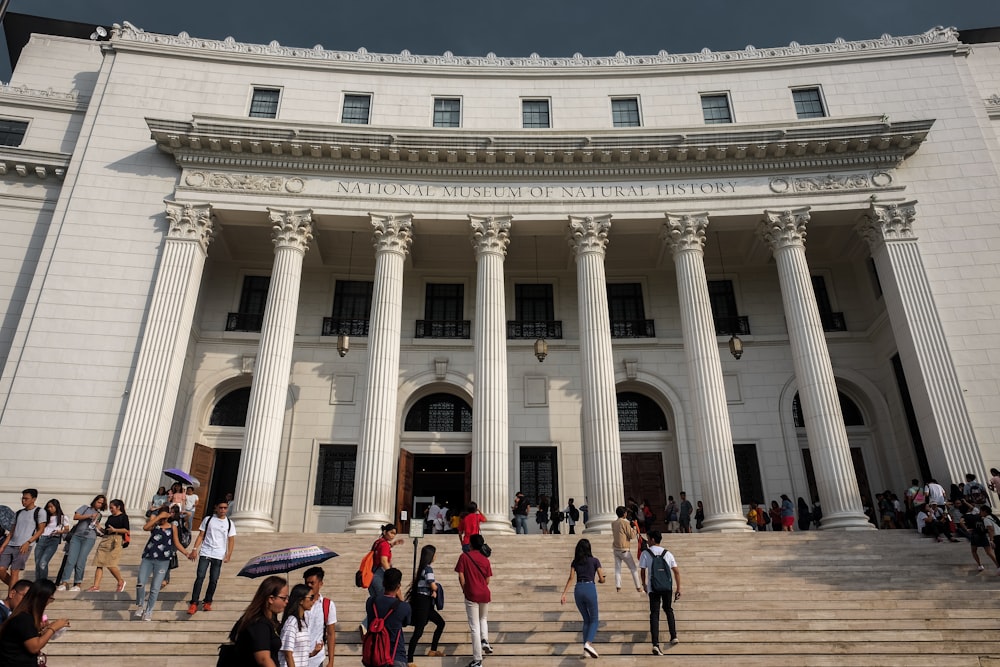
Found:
[186,499,236,615]
[638,530,682,656]
[927,479,947,507]
[184,486,199,530]
[0,489,48,591]
[427,500,442,534]
[304,566,337,666]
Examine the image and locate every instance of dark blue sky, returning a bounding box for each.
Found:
[6,0,1000,80]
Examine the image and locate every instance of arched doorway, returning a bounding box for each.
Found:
[617,391,671,530]
[189,384,249,524]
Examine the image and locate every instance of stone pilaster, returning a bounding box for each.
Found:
[108,201,214,512]
[469,215,514,534]
[231,208,313,532]
[858,202,984,484]
[347,214,414,533]
[759,207,872,530]
[662,213,749,532]
[568,214,624,534]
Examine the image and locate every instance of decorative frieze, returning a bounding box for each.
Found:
[769,171,892,193]
[184,171,304,193]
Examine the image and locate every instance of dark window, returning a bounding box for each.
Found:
[405,393,472,432]
[608,283,645,321]
[611,98,640,127]
[425,283,464,320]
[209,387,251,427]
[314,445,357,506]
[249,88,280,118]
[812,276,846,331]
[733,444,764,505]
[891,353,930,481]
[701,94,732,124]
[792,88,826,119]
[333,280,373,320]
[522,100,551,128]
[519,446,558,507]
[617,392,668,431]
[227,275,270,332]
[515,284,554,321]
[792,391,865,428]
[342,94,371,124]
[0,119,28,146]
[708,279,749,334]
[433,98,461,128]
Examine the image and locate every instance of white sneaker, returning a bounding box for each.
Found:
[584,643,599,658]
[652,645,664,655]
[481,640,493,655]
[69,586,81,592]
[978,564,985,571]
[134,608,144,618]
[669,637,679,645]
[56,585,67,592]
[141,612,152,621]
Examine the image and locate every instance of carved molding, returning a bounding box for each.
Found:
[662,212,709,254]
[469,215,512,256]
[184,171,305,193]
[769,171,892,193]
[370,213,414,256]
[567,215,612,254]
[164,200,214,251]
[268,208,314,253]
[759,207,811,252]
[857,201,918,249]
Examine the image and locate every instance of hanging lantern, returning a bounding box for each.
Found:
[728,334,743,360]
[534,337,548,363]
[337,333,349,358]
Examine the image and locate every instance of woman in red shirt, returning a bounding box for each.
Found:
[459,502,486,553]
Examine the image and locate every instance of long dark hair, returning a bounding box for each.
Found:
[2,578,55,633]
[109,499,126,516]
[45,499,64,526]
[406,544,437,601]
[90,494,107,510]
[281,583,312,633]
[572,538,593,567]
[235,576,287,637]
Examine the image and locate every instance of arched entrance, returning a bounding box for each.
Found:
[189,384,249,524]
[617,390,672,531]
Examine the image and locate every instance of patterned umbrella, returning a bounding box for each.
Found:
[237,545,339,578]
[0,505,14,532]
[163,468,200,487]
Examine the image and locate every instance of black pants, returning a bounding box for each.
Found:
[648,590,676,645]
[408,593,445,661]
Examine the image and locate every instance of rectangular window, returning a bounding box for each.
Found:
[227,275,270,332]
[0,119,28,147]
[325,280,374,336]
[700,93,733,124]
[607,283,654,337]
[812,275,846,331]
[248,88,280,119]
[708,279,749,335]
[433,98,461,128]
[733,444,763,505]
[519,446,558,508]
[424,283,464,321]
[515,284,554,321]
[522,99,551,128]
[342,94,372,124]
[792,87,826,119]
[611,98,641,127]
[314,445,357,506]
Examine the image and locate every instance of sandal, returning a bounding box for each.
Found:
[86,586,100,592]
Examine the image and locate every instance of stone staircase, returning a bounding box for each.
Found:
[36,529,1000,666]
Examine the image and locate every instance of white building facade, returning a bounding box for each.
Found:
[2,20,999,533]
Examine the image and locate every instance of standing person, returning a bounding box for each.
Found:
[511,492,530,535]
[926,478,947,507]
[135,505,190,621]
[564,498,580,535]
[560,538,605,659]
[405,544,446,663]
[550,497,564,534]
[361,524,405,633]
[365,568,411,667]
[187,499,237,615]
[665,496,679,534]
[459,502,486,553]
[455,534,492,667]
[57,494,105,591]
[780,495,795,532]
[611,506,643,594]
[0,579,70,666]
[88,498,129,592]
[0,489,47,592]
[639,530,681,655]
[230,575,288,667]
[796,497,812,531]
[988,468,1000,505]
[536,494,550,534]
[694,501,704,531]
[426,499,442,534]
[183,486,199,530]
[768,501,782,531]
[678,493,693,533]
[967,505,999,571]
[280,583,321,667]
[33,499,70,583]
[303,567,336,667]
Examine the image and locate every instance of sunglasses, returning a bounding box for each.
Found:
[274,595,289,601]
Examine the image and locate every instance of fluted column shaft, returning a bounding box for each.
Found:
[232,208,313,532]
[759,208,872,530]
[859,202,984,484]
[108,201,214,511]
[663,213,750,532]
[568,215,624,534]
[347,214,413,533]
[470,216,514,534]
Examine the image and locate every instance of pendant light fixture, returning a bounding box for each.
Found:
[716,231,744,360]
[337,232,355,358]
[533,235,548,363]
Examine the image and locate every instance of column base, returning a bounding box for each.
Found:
[581,511,618,535]
[229,511,275,533]
[700,513,754,533]
[480,516,516,534]
[817,511,877,531]
[345,514,392,534]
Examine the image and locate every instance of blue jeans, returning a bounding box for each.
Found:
[34,535,61,582]
[514,515,528,534]
[190,556,222,604]
[574,581,599,644]
[136,558,170,615]
[63,532,97,585]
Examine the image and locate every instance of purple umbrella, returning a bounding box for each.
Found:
[163,468,199,487]
[237,545,339,578]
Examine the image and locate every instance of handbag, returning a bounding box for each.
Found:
[169,552,179,569]
[434,583,445,611]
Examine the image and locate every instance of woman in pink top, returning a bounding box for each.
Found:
[458,502,486,553]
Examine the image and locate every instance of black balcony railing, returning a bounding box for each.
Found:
[507,320,563,339]
[610,319,655,338]
[415,320,471,339]
[820,311,847,332]
[713,315,750,336]
[226,312,264,332]
[322,318,370,337]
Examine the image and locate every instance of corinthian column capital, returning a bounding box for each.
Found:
[370,213,414,255]
[759,207,811,252]
[662,212,709,254]
[857,200,918,249]
[469,215,512,256]
[567,214,612,255]
[268,208,314,252]
[164,200,214,251]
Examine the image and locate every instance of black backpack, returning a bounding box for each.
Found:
[646,547,673,593]
[569,505,580,522]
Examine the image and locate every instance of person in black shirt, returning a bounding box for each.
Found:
[0,579,69,667]
[230,575,288,667]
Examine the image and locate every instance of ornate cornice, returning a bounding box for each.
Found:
[113,22,960,75]
[568,215,612,255]
[759,207,811,252]
[662,213,709,254]
[857,201,918,250]
[0,147,70,180]
[164,200,214,251]
[469,216,512,257]
[987,94,1000,120]
[370,213,414,255]
[0,84,84,112]
[268,208,314,253]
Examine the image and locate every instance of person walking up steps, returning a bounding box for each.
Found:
[639,530,682,655]
[560,538,605,659]
[455,534,492,667]
[611,506,643,594]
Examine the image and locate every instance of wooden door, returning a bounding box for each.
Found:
[464,452,472,508]
[189,443,215,526]
[621,452,667,530]
[396,449,414,532]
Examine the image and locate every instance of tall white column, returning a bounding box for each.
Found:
[663,213,750,532]
[469,216,515,534]
[108,201,214,512]
[347,214,413,533]
[759,208,872,530]
[231,208,313,532]
[568,215,625,534]
[858,202,984,484]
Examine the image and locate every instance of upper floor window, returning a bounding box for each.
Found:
[793,391,865,428]
[417,283,468,338]
[433,98,461,128]
[700,93,733,124]
[209,387,251,427]
[324,280,374,336]
[812,275,846,332]
[0,119,28,146]
[342,94,372,124]
[611,98,641,127]
[708,279,750,335]
[509,284,561,339]
[226,275,270,332]
[522,100,551,128]
[248,88,280,119]
[608,283,654,337]
[792,87,826,119]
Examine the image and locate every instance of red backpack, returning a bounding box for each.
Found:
[362,598,401,667]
